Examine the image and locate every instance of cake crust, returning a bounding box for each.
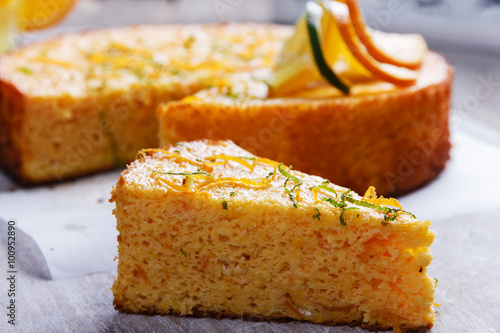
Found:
[113,302,434,332]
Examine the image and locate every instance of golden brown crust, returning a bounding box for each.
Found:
[0,79,26,183]
[113,292,433,332]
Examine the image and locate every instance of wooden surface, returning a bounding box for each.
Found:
[1,211,500,333]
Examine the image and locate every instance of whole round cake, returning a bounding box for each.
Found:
[0,0,452,196]
[159,51,452,196]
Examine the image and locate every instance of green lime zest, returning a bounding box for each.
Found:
[319,187,408,225]
[322,197,346,209]
[340,191,401,225]
[383,209,398,222]
[278,163,303,192]
[312,208,321,220]
[278,163,303,208]
[153,170,214,177]
[317,185,338,197]
[17,67,33,75]
[340,207,359,226]
[403,210,416,219]
[305,2,350,94]
[289,193,299,208]
[233,156,257,160]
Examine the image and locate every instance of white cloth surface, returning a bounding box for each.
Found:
[399,131,500,220]
[0,171,120,279]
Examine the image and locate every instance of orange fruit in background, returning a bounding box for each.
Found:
[20,0,77,31]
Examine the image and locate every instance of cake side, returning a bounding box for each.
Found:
[111,140,436,331]
[0,80,26,182]
[0,23,290,184]
[4,83,204,185]
[158,52,453,196]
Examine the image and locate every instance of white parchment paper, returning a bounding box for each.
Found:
[0,171,121,279]
[0,131,499,279]
[399,131,500,220]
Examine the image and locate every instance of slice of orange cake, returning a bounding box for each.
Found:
[111,140,436,331]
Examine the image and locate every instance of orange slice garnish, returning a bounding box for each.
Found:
[344,0,427,70]
[269,0,426,96]
[328,1,417,87]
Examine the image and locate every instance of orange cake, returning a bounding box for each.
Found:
[0,0,452,196]
[111,139,436,331]
[0,23,289,184]
[158,1,452,196]
[158,51,451,196]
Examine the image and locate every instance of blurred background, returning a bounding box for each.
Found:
[21,0,500,52]
[10,0,500,147]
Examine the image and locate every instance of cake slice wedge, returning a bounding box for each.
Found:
[111,139,436,331]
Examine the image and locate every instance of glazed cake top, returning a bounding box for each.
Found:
[179,51,452,104]
[0,24,290,97]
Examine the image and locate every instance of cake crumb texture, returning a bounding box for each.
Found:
[111,140,436,332]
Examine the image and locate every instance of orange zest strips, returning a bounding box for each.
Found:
[32,57,78,69]
[311,187,319,203]
[149,152,281,192]
[205,154,255,172]
[139,149,213,173]
[295,188,303,203]
[362,186,402,209]
[254,157,280,168]
[153,175,190,192]
[198,177,272,190]
[254,157,281,178]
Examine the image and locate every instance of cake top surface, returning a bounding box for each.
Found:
[176,50,451,105]
[0,23,290,97]
[1,23,450,101]
[116,140,430,232]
